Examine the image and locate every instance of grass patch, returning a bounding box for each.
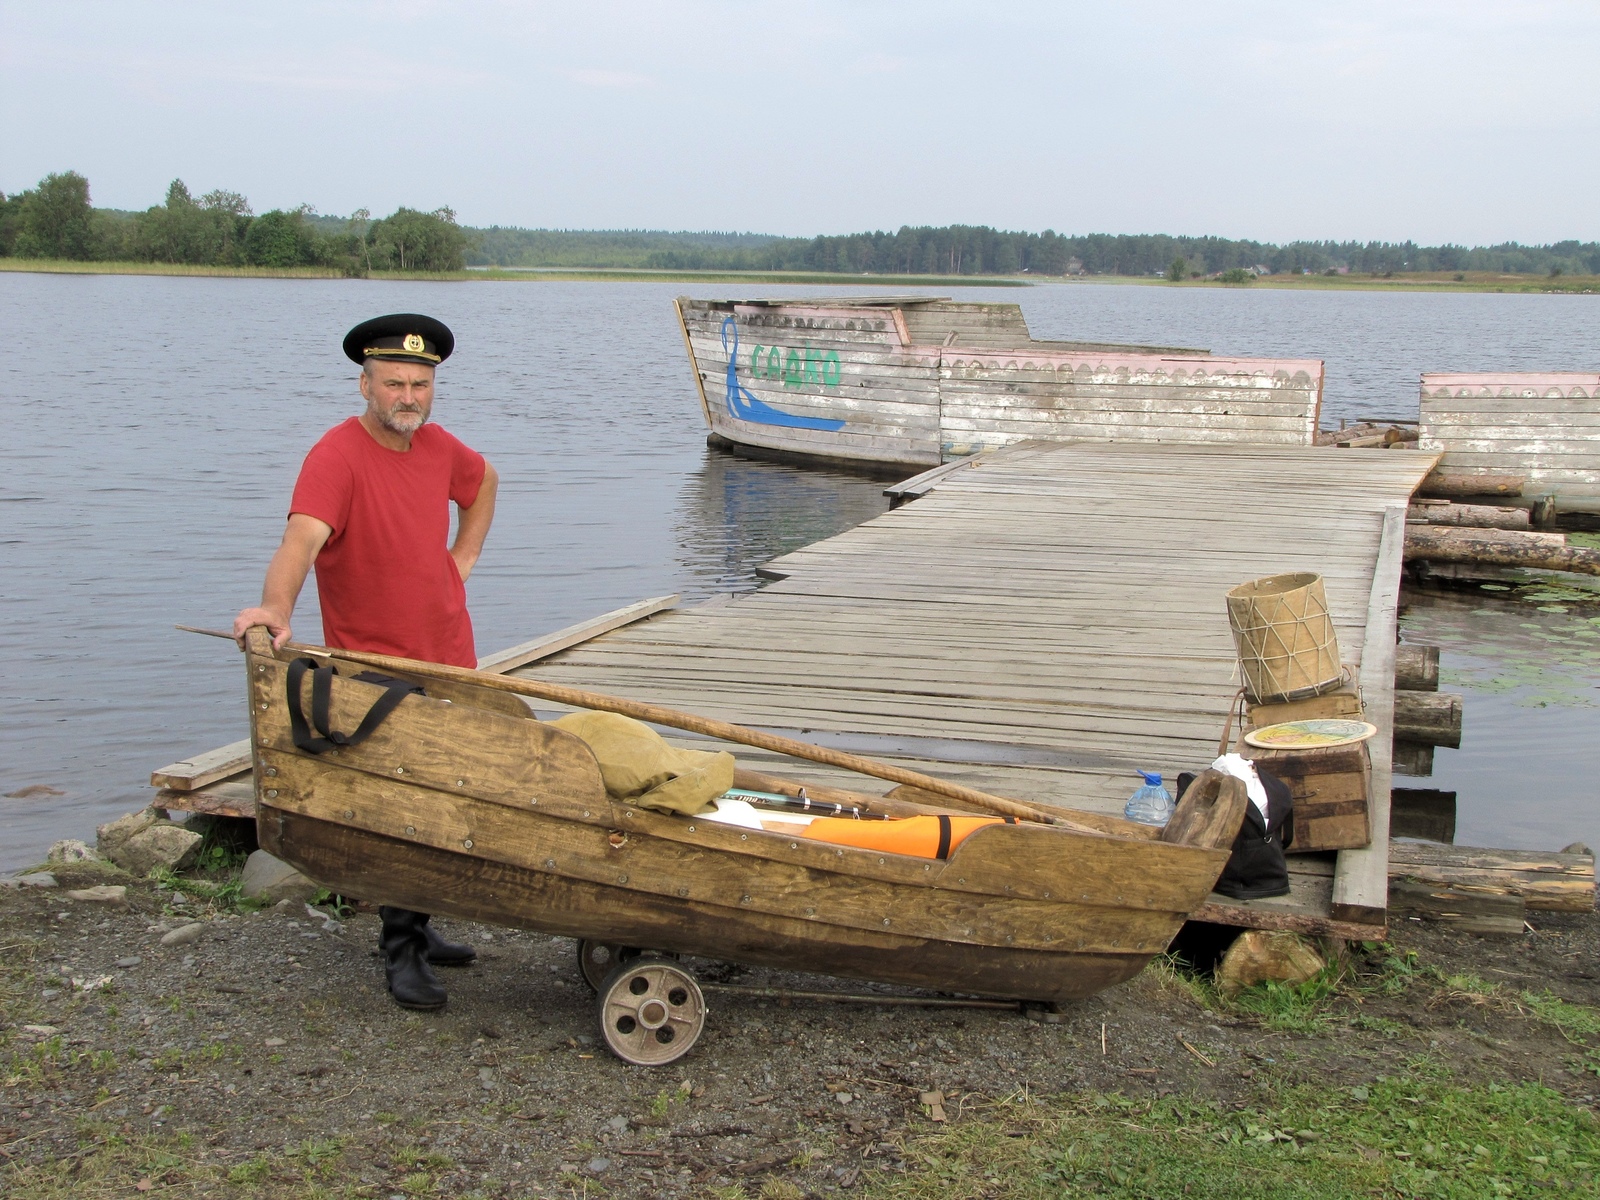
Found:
[866,1075,1599,1198]
[1146,943,1424,1033]
[1519,990,1600,1044]
[149,866,255,915]
[1227,968,1343,1033]
[0,258,351,279]
[0,258,1029,288]
[1,1128,362,1199]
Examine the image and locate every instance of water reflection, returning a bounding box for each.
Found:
[675,451,888,595]
[1400,587,1600,854]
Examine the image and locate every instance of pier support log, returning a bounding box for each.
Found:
[1393,691,1463,748]
[1407,502,1530,530]
[1419,472,1524,499]
[1405,525,1600,576]
[1394,644,1439,692]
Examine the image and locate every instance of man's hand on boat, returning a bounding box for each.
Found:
[233,512,334,649]
[233,607,292,650]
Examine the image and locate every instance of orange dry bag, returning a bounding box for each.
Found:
[796,814,1009,860]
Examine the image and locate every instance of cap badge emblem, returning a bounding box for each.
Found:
[402,333,425,353]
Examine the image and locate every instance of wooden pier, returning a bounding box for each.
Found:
[512,439,1440,938]
[156,439,1468,939]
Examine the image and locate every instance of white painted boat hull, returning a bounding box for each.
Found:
[678,296,1324,468]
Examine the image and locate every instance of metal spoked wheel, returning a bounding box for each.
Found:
[577,940,642,992]
[596,956,707,1066]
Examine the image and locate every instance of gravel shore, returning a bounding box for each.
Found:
[2,861,1596,1197]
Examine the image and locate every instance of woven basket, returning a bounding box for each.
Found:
[1225,572,1344,704]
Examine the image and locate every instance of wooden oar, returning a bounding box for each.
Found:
[183,625,1069,827]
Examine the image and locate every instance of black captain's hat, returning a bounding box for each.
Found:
[343,313,454,366]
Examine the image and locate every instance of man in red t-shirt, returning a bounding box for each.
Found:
[233,313,498,1011]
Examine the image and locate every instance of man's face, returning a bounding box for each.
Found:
[360,360,435,435]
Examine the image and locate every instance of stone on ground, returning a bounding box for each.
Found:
[17,872,58,888]
[1215,930,1325,996]
[97,805,204,875]
[65,884,127,904]
[239,850,319,905]
[116,825,203,875]
[96,807,161,856]
[47,839,100,864]
[160,922,206,947]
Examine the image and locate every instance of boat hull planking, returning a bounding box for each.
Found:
[246,635,1240,1005]
[679,296,1324,469]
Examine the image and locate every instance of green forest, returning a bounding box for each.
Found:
[0,172,468,273]
[4,169,1597,278]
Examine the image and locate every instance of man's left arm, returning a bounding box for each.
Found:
[450,461,498,581]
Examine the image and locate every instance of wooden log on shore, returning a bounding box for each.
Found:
[1393,691,1463,748]
[1407,502,1530,530]
[1419,472,1525,498]
[1388,842,1595,913]
[1394,644,1439,692]
[1389,877,1526,935]
[1404,525,1600,576]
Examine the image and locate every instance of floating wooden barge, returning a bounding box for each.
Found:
[676,296,1326,468]
[1420,372,1600,511]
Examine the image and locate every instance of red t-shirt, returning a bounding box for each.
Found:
[289,417,486,667]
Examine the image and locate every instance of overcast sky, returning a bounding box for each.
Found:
[3,1,1595,244]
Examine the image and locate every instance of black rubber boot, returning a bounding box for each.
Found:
[379,906,447,1011]
[420,916,477,967]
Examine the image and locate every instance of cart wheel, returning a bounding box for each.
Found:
[597,957,706,1066]
[577,940,638,992]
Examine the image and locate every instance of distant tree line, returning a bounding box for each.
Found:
[0,171,469,273]
[5,170,1596,277]
[631,226,1600,277]
[469,227,782,269]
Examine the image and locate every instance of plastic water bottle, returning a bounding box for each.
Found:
[1124,771,1174,826]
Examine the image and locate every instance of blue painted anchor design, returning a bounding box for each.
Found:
[721,317,845,431]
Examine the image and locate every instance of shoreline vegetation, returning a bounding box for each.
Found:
[2,170,1596,293]
[3,257,1594,293]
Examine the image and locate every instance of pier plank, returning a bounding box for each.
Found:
[519,440,1438,936]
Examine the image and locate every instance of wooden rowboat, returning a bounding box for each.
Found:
[244,629,1247,1062]
[677,295,1325,469]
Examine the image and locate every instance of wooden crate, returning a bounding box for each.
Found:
[1245,683,1364,728]
[1245,741,1372,853]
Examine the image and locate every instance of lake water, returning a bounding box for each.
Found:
[3,274,1596,870]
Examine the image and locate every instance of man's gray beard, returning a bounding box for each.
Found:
[378,407,428,434]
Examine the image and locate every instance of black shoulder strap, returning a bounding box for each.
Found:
[285,657,422,755]
[935,814,952,861]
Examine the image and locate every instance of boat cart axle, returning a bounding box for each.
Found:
[577,939,1054,1066]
